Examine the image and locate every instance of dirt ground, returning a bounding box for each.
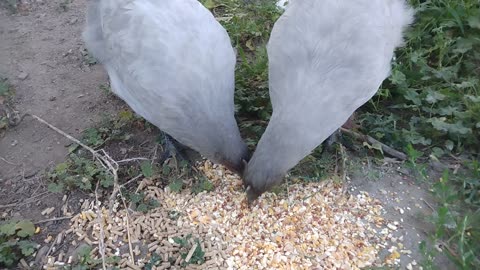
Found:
[0,1,451,269]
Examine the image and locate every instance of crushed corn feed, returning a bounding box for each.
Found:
[43,161,405,269]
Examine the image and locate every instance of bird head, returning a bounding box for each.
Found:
[242,158,285,204]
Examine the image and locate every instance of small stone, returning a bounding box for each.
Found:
[64,49,74,57]
[11,140,18,146]
[69,17,78,24]
[387,224,397,230]
[18,72,29,80]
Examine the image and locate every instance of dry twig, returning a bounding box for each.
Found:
[119,190,135,264]
[19,114,121,214]
[95,182,107,270]
[0,191,50,209]
[45,230,65,259]
[0,156,19,166]
[421,198,436,212]
[340,127,407,160]
[34,216,72,225]
[116,157,150,164]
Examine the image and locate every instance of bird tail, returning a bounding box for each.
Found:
[383,0,415,48]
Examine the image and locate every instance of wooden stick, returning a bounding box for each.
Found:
[0,191,50,209]
[34,216,72,225]
[339,128,407,160]
[95,182,107,270]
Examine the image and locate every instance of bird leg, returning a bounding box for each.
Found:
[320,129,342,156]
[158,132,189,166]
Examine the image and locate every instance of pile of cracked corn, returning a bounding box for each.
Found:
[43,161,408,269]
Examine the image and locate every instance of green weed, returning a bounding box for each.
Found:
[168,178,184,193]
[58,0,71,12]
[422,169,480,269]
[172,234,206,267]
[125,191,160,213]
[82,50,98,66]
[0,78,14,132]
[406,144,428,181]
[144,254,162,270]
[0,0,18,13]
[202,0,281,141]
[0,220,36,267]
[362,0,480,156]
[71,245,119,270]
[79,109,142,149]
[47,154,114,192]
[191,176,215,194]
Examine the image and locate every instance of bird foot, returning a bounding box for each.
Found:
[320,129,342,155]
[158,132,189,165]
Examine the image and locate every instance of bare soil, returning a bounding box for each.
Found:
[0,1,451,269]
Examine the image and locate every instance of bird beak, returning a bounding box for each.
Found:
[245,185,261,206]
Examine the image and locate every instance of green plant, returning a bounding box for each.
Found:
[99,84,113,96]
[0,77,14,131]
[58,0,71,12]
[80,110,141,149]
[0,0,18,13]
[82,50,97,66]
[168,210,181,221]
[191,176,214,194]
[0,220,36,267]
[0,78,10,97]
[406,144,428,181]
[173,234,206,267]
[140,161,156,178]
[201,0,281,142]
[168,178,184,193]
[461,160,480,206]
[126,191,160,213]
[421,168,480,269]
[82,128,105,148]
[48,154,114,192]
[289,147,337,182]
[71,245,119,270]
[361,0,480,156]
[144,253,162,270]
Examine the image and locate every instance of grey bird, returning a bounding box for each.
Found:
[82,0,249,174]
[243,0,414,202]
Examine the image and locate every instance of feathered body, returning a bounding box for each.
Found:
[244,0,414,200]
[83,0,248,172]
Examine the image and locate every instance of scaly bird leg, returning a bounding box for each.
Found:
[320,129,341,156]
[158,131,189,166]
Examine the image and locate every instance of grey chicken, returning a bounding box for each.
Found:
[82,0,249,173]
[243,0,414,202]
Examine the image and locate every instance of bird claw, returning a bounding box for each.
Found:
[158,132,188,165]
[320,129,342,156]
